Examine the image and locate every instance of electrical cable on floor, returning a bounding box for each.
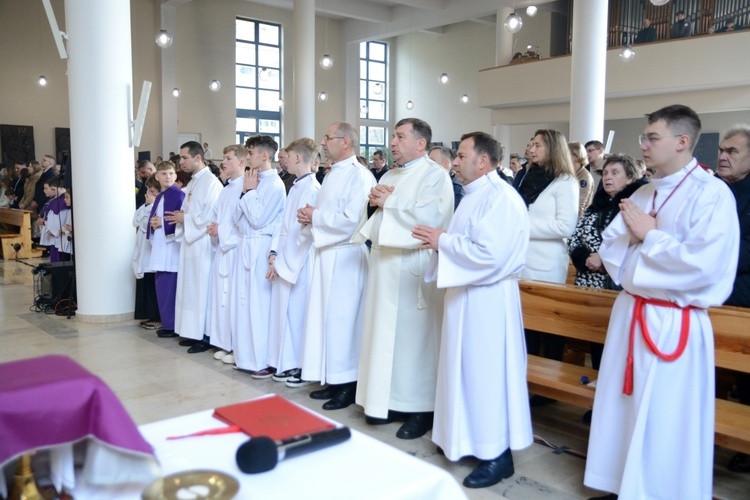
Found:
[533,435,587,459]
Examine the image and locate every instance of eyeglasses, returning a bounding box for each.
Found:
[638,134,683,146]
[322,135,345,142]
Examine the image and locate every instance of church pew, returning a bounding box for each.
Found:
[0,208,43,259]
[519,280,750,454]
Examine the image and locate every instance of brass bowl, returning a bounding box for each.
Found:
[142,469,239,500]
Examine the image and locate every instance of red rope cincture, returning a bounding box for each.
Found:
[623,294,696,395]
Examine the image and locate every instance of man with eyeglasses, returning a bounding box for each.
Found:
[355,118,454,441]
[715,124,750,474]
[584,105,739,499]
[291,122,375,411]
[585,140,606,190]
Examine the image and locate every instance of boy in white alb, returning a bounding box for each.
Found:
[206,145,246,364]
[232,135,286,377]
[265,138,321,383]
[133,175,161,327]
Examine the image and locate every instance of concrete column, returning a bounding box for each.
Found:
[495,7,514,67]
[160,3,178,155]
[293,0,315,139]
[569,0,608,143]
[65,0,136,322]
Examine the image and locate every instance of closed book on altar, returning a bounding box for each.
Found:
[213,394,334,441]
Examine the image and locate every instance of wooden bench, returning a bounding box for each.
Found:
[0,208,43,259]
[520,279,750,454]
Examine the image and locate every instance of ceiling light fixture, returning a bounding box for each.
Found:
[619,45,635,61]
[38,75,48,86]
[439,73,450,84]
[317,91,328,102]
[405,100,414,110]
[209,80,221,92]
[319,54,334,70]
[460,94,469,104]
[172,88,181,97]
[155,30,173,48]
[526,6,538,17]
[504,13,523,33]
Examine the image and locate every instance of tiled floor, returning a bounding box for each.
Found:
[1,258,748,499]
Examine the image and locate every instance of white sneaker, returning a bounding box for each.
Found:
[285,376,314,388]
[221,353,235,365]
[213,350,229,360]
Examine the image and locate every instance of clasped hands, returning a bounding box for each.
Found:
[619,198,655,244]
[297,204,315,225]
[369,184,394,208]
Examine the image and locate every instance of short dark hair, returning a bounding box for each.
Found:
[460,131,503,166]
[646,104,701,151]
[584,140,604,150]
[45,176,62,188]
[676,10,686,16]
[396,118,432,148]
[180,141,205,160]
[244,135,279,156]
[372,150,385,160]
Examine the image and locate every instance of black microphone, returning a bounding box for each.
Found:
[236,426,351,474]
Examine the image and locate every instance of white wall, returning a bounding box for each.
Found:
[390,21,496,146]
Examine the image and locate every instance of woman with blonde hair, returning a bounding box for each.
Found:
[517,129,579,383]
[568,141,594,218]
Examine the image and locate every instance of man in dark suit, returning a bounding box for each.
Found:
[370,149,389,181]
[670,10,692,39]
[716,124,750,473]
[635,18,657,44]
[33,155,57,214]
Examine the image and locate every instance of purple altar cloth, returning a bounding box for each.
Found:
[0,354,154,465]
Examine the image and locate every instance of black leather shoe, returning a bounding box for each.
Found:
[322,382,357,410]
[365,411,408,425]
[310,385,340,400]
[463,449,514,489]
[157,329,178,338]
[529,395,556,407]
[396,412,434,439]
[588,495,618,500]
[178,339,198,346]
[187,341,211,354]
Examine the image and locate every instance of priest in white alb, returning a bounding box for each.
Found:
[294,122,375,410]
[584,105,740,500]
[414,131,533,489]
[168,141,222,353]
[355,117,454,439]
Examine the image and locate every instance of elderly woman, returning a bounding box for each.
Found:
[568,141,594,218]
[568,154,645,290]
[567,154,646,380]
[518,129,579,373]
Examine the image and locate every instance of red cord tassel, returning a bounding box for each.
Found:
[623,356,634,395]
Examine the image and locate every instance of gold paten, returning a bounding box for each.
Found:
[142,469,239,500]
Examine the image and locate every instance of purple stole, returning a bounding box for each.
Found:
[147,184,185,239]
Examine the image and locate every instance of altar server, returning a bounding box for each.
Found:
[414,131,533,489]
[584,105,739,499]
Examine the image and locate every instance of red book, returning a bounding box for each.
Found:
[212,394,335,441]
